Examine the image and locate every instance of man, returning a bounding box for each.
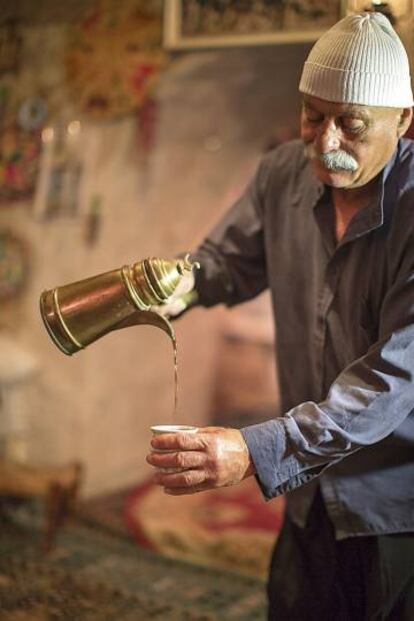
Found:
[146,12,414,620]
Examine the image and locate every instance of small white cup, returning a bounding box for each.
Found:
[150,425,198,472]
[151,425,198,436]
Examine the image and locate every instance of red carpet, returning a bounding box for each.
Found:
[124,477,285,578]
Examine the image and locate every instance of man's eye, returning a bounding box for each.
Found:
[306,114,322,124]
[342,118,365,132]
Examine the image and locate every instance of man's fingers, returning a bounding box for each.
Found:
[153,468,208,488]
[147,450,206,470]
[155,298,187,318]
[164,484,211,496]
[151,432,207,452]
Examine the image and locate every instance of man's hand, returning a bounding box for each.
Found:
[146,427,255,495]
[156,270,197,319]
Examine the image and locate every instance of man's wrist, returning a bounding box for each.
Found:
[239,430,256,478]
[245,458,256,478]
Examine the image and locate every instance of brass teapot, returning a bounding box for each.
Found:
[40,254,198,355]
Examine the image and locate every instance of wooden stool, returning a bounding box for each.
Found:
[0,459,83,551]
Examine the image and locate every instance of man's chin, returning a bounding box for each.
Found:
[312,162,356,187]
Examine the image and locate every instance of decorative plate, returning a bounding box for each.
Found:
[17,96,48,132]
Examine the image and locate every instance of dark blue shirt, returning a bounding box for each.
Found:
[194,138,414,539]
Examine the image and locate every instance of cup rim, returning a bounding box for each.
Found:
[151,425,198,434]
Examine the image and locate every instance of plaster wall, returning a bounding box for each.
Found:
[1,22,310,496]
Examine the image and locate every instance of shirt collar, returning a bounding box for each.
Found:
[339,142,400,245]
[301,141,401,247]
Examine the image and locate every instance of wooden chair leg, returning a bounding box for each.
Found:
[43,462,83,552]
[44,483,65,552]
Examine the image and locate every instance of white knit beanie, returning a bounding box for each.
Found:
[299,12,414,108]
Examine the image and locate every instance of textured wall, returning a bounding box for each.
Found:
[1,17,312,496]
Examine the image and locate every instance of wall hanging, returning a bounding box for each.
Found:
[0,230,28,301]
[65,0,166,122]
[33,122,83,220]
[0,123,42,204]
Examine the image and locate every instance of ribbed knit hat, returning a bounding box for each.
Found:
[299,12,414,108]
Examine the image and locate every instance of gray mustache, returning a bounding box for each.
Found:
[304,144,359,173]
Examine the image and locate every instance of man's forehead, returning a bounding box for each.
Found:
[302,94,371,116]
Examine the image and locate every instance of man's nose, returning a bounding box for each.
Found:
[316,120,341,153]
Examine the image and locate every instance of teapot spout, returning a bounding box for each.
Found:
[114,310,175,341]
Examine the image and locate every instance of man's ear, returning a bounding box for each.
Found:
[397,107,413,137]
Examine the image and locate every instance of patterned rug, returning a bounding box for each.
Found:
[125,477,285,579]
[0,502,268,620]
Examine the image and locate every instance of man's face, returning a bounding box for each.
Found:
[301,95,409,189]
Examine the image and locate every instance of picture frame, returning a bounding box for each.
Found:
[164,0,348,50]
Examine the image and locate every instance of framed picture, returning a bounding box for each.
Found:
[164,0,347,50]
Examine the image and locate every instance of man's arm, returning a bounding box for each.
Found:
[192,156,271,309]
[157,157,269,319]
[148,252,414,497]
